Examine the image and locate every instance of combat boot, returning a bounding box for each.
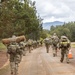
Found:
[60,59,63,63]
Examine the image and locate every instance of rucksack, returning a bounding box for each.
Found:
[60,42,70,48]
[28,40,32,45]
[7,44,19,54]
[52,36,59,46]
[45,38,51,45]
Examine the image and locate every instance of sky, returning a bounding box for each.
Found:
[31,0,75,23]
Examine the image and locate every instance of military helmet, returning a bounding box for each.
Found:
[10,35,17,42]
[61,36,68,42]
[61,36,67,39]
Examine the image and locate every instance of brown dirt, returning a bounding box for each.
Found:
[0,46,75,75]
[0,51,8,69]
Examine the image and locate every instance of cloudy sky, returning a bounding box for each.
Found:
[31,0,75,23]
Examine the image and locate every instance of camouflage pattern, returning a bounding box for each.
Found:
[59,36,71,63]
[51,33,59,57]
[40,38,43,46]
[7,35,22,75]
[32,40,37,49]
[44,38,51,53]
[19,41,26,56]
[27,39,33,53]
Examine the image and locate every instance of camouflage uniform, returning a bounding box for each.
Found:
[44,38,51,53]
[27,39,33,53]
[19,41,26,56]
[51,33,59,57]
[7,36,22,75]
[59,36,71,63]
[32,40,37,49]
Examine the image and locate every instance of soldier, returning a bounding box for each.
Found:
[32,40,37,49]
[18,41,25,57]
[51,33,59,57]
[59,36,71,63]
[40,38,43,46]
[36,40,40,48]
[27,39,33,53]
[44,37,51,53]
[7,35,22,75]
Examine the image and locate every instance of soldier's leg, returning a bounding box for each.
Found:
[14,55,20,75]
[14,63,18,75]
[66,50,69,63]
[19,54,22,62]
[45,44,48,53]
[22,47,25,56]
[55,47,57,56]
[28,45,31,53]
[60,50,64,62]
[10,62,15,75]
[46,45,49,53]
[9,54,15,75]
[29,45,31,53]
[23,46,28,56]
[53,46,56,57]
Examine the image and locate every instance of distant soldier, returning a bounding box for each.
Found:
[18,41,25,56]
[40,38,43,46]
[27,39,33,53]
[44,37,51,53]
[32,40,37,49]
[37,40,40,48]
[51,33,59,57]
[17,35,26,56]
[7,35,22,75]
[59,36,71,63]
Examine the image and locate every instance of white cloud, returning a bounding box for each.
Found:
[31,0,75,23]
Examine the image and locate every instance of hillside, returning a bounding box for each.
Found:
[43,21,64,30]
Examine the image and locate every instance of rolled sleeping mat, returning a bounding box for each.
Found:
[2,37,17,45]
[2,35,26,44]
[16,35,26,43]
[2,38,11,45]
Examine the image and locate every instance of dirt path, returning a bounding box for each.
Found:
[0,51,8,68]
[18,46,75,75]
[1,46,75,75]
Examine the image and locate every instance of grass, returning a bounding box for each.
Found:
[0,65,10,75]
[71,42,75,48]
[71,43,75,48]
[0,42,6,51]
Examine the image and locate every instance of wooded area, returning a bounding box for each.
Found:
[0,0,43,40]
[0,0,75,42]
[50,22,75,42]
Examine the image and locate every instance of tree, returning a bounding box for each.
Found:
[0,0,43,40]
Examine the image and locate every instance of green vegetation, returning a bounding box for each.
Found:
[71,43,75,48]
[0,42,6,51]
[0,0,75,42]
[50,22,75,42]
[0,65,9,75]
[0,0,43,40]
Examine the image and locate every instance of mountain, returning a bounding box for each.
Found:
[42,21,64,30]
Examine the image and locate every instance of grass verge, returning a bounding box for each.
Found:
[0,64,10,75]
[0,42,6,51]
[71,43,75,48]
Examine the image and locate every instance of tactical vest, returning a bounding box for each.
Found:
[60,41,70,48]
[7,44,20,54]
[52,37,59,46]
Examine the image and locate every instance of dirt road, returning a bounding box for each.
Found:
[1,46,75,75]
[18,46,75,75]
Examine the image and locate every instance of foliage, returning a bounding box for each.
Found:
[0,0,43,40]
[50,22,75,41]
[40,29,50,39]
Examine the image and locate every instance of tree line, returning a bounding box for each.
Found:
[0,0,43,40]
[50,22,75,42]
